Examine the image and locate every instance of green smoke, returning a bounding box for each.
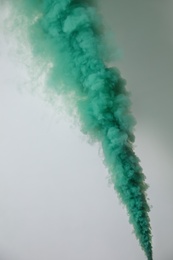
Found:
[8,0,152,259]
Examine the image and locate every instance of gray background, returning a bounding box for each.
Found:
[0,0,173,259]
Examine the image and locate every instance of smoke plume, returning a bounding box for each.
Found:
[7,0,153,259]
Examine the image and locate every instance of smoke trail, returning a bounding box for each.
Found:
[7,0,152,259]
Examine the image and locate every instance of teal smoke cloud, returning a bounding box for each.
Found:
[7,0,152,259]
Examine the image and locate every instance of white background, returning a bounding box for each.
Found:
[0,1,173,259]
